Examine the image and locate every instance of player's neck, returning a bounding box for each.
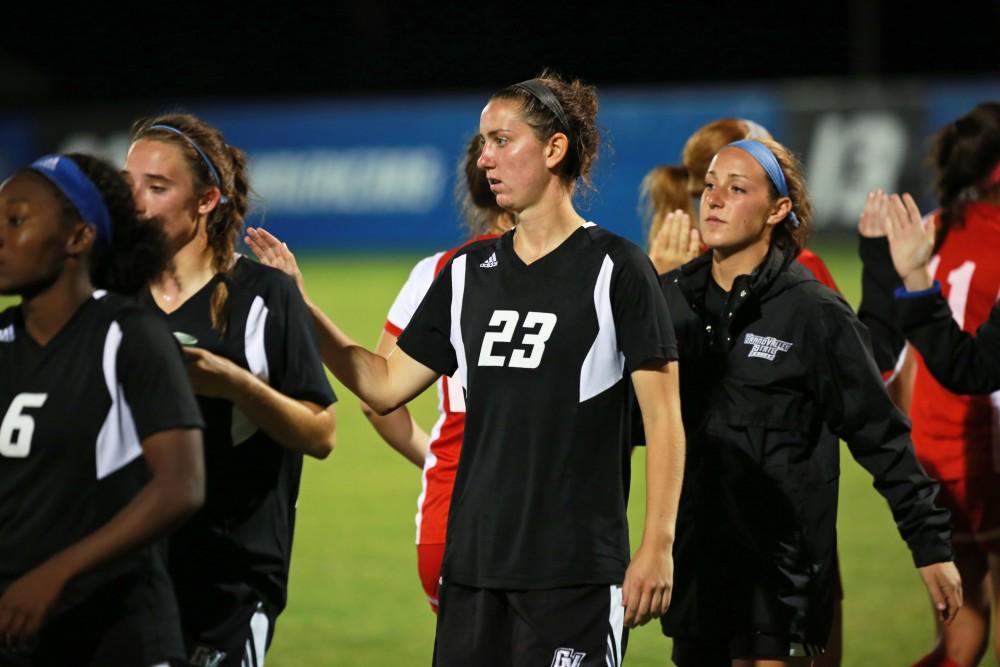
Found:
[21,270,94,346]
[151,235,220,313]
[512,191,585,265]
[710,238,770,292]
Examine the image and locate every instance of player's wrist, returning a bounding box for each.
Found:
[901,267,933,292]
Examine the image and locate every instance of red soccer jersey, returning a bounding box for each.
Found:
[384,235,499,545]
[910,203,1000,480]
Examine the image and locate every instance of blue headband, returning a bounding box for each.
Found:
[148,124,229,204]
[29,155,113,246]
[726,139,800,228]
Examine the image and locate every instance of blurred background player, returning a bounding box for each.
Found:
[860,101,1000,667]
[0,153,205,666]
[246,133,515,613]
[658,137,961,666]
[124,114,337,667]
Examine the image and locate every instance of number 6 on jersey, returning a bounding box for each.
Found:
[478,310,558,369]
[0,393,48,458]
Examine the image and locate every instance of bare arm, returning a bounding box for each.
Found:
[183,346,337,459]
[0,428,204,638]
[359,329,430,468]
[621,359,685,628]
[245,226,440,413]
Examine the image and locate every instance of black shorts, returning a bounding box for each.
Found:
[2,567,183,667]
[433,581,627,667]
[182,598,275,667]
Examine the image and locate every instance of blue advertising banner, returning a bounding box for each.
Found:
[0,79,993,251]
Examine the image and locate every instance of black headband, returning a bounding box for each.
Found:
[513,79,571,138]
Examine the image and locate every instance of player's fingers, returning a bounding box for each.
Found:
[253,228,284,252]
[671,211,687,248]
[658,584,673,616]
[620,577,637,627]
[688,227,701,256]
[945,575,963,624]
[926,578,948,622]
[646,589,663,622]
[632,587,653,627]
[902,193,922,226]
[649,217,667,250]
[885,194,907,238]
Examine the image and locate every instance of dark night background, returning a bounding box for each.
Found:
[2,1,998,105]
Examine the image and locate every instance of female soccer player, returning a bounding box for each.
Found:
[0,153,205,666]
[247,133,515,614]
[642,118,844,667]
[872,101,1000,667]
[255,71,686,664]
[123,114,337,667]
[659,137,961,666]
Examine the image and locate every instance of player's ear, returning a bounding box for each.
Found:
[65,222,96,257]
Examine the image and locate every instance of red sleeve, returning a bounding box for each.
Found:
[797,249,840,294]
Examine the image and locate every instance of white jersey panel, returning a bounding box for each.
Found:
[450,255,469,392]
[232,295,270,446]
[95,322,143,480]
[579,255,625,402]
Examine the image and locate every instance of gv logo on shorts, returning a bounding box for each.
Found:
[190,646,227,667]
[551,647,586,667]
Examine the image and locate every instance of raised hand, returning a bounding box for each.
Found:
[858,189,889,238]
[884,193,936,291]
[245,227,307,296]
[649,209,701,275]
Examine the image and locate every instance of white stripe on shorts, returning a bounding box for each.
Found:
[241,604,270,667]
[606,585,624,667]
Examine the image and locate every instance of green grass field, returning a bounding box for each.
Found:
[0,240,946,665]
[264,239,941,666]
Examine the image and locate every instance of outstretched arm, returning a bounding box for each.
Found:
[245,226,440,413]
[887,194,1000,393]
[359,329,431,468]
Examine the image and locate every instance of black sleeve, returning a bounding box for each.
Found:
[811,299,952,567]
[611,245,677,373]
[396,258,459,378]
[857,236,906,374]
[118,311,205,440]
[266,273,337,407]
[898,286,1000,394]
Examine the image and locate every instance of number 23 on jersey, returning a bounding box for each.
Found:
[477,310,557,370]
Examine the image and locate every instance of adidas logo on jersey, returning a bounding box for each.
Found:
[0,325,14,343]
[479,252,498,268]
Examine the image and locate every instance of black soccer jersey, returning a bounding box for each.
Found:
[141,256,336,614]
[397,223,676,589]
[0,292,203,614]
